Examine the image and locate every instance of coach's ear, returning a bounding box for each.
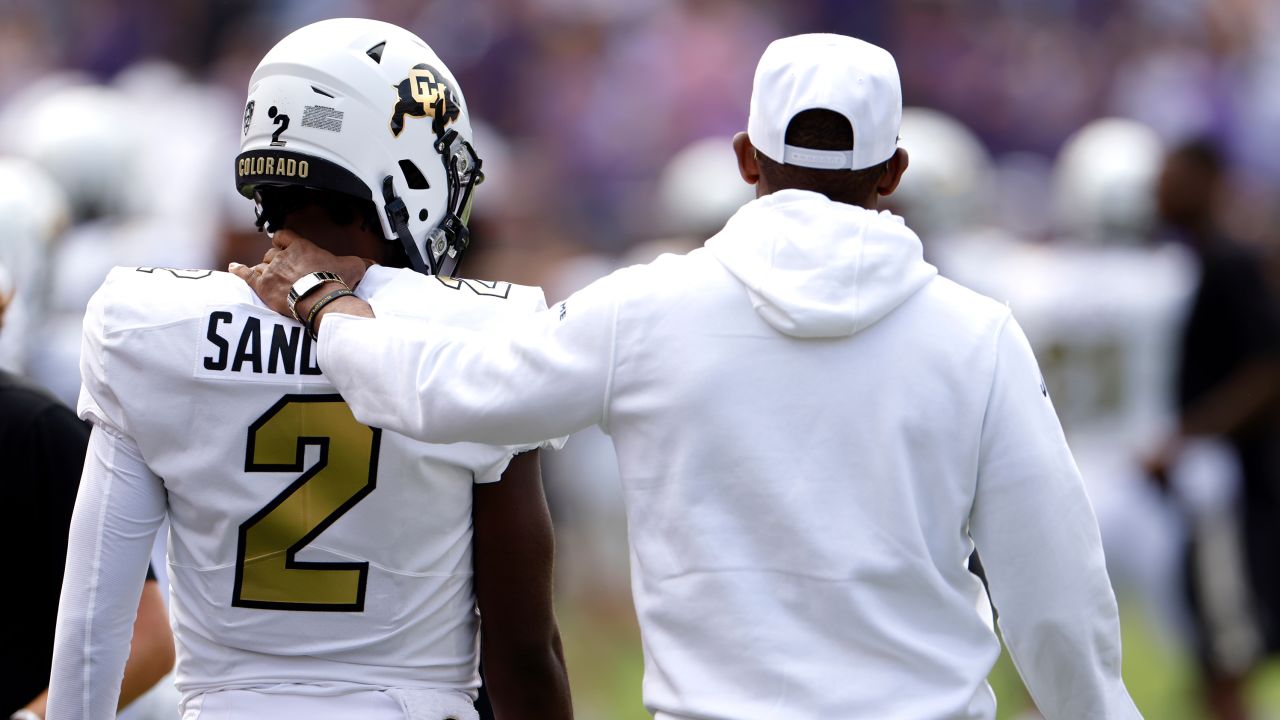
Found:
[877,147,909,197]
[733,132,763,194]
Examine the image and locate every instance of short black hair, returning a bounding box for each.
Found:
[254,185,411,268]
[756,109,888,205]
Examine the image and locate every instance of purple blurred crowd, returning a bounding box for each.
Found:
[3,0,1278,259]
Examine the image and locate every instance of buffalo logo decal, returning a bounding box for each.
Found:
[243,100,255,136]
[390,64,461,138]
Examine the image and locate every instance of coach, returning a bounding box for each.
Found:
[242,33,1139,719]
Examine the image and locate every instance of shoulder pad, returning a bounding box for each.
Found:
[89,267,255,334]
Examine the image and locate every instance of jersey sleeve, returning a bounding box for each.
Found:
[319,270,621,447]
[969,317,1140,719]
[47,425,167,720]
[77,276,130,434]
[366,271,570,482]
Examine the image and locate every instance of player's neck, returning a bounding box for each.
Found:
[283,220,386,263]
[319,228,384,260]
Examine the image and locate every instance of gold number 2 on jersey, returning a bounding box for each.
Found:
[233,394,381,611]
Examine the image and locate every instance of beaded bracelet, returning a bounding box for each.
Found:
[304,287,357,339]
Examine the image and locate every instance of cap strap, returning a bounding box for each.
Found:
[782,145,855,170]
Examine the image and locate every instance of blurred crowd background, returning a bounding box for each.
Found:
[2,1,1279,718]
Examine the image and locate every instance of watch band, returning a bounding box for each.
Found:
[288,271,347,323]
[11,709,44,720]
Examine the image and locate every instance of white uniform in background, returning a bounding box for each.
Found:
[933,118,1198,637]
[48,266,546,720]
[937,238,1195,449]
[317,190,1140,720]
[2,72,227,407]
[34,215,225,407]
[0,158,68,375]
[937,232,1197,617]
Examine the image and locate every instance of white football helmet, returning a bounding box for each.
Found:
[0,77,142,221]
[0,157,70,371]
[237,18,482,276]
[655,136,755,239]
[1052,118,1164,245]
[890,107,993,239]
[0,156,70,294]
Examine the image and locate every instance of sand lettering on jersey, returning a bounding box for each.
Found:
[202,311,321,378]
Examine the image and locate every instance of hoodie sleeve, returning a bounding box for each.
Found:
[969,317,1139,720]
[317,272,620,447]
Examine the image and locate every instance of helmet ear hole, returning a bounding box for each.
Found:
[398,159,430,190]
[418,209,428,221]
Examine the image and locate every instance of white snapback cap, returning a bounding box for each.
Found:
[748,33,902,171]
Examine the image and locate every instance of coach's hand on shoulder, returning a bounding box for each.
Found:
[230,229,370,319]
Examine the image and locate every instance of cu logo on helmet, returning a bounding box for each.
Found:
[243,100,255,136]
[390,63,460,138]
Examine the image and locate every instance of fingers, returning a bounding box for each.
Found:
[272,228,297,250]
[227,262,268,284]
[263,247,279,264]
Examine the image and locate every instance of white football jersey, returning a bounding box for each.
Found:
[76,265,545,700]
[933,232,1197,628]
[932,233,1195,451]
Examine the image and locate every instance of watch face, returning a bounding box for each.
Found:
[289,272,344,315]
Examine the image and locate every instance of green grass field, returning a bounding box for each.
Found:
[555,597,1280,719]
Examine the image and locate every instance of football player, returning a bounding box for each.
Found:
[48,19,570,720]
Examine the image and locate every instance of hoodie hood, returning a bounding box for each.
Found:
[706,189,937,338]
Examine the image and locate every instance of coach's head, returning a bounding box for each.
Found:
[733,34,909,210]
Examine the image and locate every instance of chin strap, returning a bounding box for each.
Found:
[382,176,427,273]
[382,129,484,277]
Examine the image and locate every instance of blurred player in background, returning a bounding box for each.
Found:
[0,173,175,720]
[1147,138,1280,720]
[903,113,1198,635]
[0,78,147,405]
[48,19,570,720]
[0,68,234,407]
[0,158,67,377]
[887,106,1006,262]
[937,117,1195,460]
[639,135,757,261]
[245,33,1138,720]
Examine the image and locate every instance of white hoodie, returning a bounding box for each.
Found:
[321,189,1140,719]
